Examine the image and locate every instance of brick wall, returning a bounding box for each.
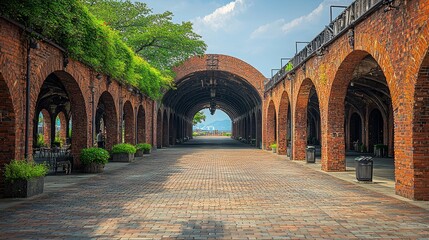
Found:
[0,18,158,196]
[263,0,429,200]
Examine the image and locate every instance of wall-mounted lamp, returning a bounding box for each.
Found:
[106,76,112,85]
[96,73,102,80]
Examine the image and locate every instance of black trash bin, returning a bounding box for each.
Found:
[306,146,315,163]
[355,156,373,181]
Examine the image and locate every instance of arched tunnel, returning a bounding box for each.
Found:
[159,54,265,148]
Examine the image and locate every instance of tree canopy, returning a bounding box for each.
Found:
[193,111,206,126]
[84,0,207,78]
[0,0,206,99]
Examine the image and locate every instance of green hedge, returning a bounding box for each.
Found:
[80,147,110,165]
[4,160,48,182]
[0,0,171,99]
[112,143,136,154]
[135,143,152,152]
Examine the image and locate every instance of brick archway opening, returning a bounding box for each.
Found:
[34,71,87,169]
[97,92,118,150]
[56,111,67,145]
[167,55,264,147]
[278,91,290,155]
[0,73,15,195]
[35,109,51,147]
[137,105,146,144]
[294,79,319,161]
[411,49,429,200]
[266,100,276,150]
[326,52,394,172]
[123,101,135,144]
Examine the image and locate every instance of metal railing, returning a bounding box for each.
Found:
[265,0,383,92]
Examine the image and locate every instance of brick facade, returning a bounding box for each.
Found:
[263,0,429,200]
[0,18,156,196]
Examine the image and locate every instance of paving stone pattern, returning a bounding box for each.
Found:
[1,137,429,239]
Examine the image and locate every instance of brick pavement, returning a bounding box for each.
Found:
[0,136,428,239]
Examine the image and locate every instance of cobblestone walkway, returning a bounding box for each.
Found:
[1,137,429,239]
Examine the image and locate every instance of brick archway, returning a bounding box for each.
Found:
[325,50,394,171]
[266,100,276,150]
[123,101,134,144]
[97,91,118,150]
[169,54,265,146]
[37,71,87,168]
[294,78,317,161]
[277,91,290,155]
[137,105,146,144]
[174,54,265,96]
[411,49,429,200]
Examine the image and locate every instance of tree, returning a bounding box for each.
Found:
[84,0,207,77]
[193,111,206,126]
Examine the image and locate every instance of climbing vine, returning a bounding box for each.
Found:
[0,0,178,99]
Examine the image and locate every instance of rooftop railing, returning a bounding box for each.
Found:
[265,0,383,92]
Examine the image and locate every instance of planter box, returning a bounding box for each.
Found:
[83,163,104,173]
[143,149,151,154]
[4,176,44,198]
[135,149,144,158]
[111,153,134,162]
[272,148,277,153]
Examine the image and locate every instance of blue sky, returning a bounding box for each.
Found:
[143,0,354,123]
[144,0,353,77]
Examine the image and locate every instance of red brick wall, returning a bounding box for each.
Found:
[277,91,289,155]
[0,18,158,196]
[263,0,429,199]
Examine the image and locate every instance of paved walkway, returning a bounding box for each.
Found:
[1,136,429,239]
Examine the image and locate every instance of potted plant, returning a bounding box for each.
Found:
[4,160,48,198]
[111,143,136,162]
[135,144,144,158]
[80,147,109,173]
[141,143,152,154]
[270,143,278,153]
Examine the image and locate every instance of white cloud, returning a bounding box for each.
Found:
[251,1,326,39]
[193,0,247,32]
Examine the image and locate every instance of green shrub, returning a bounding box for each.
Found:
[36,134,46,148]
[0,0,171,99]
[135,143,151,151]
[80,147,110,165]
[112,143,136,154]
[270,143,278,149]
[4,160,48,182]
